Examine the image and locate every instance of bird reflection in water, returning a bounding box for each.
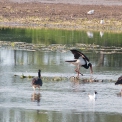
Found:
[70,76,80,92]
[70,76,81,85]
[31,92,41,106]
[116,90,122,97]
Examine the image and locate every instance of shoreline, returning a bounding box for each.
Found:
[0,1,122,32]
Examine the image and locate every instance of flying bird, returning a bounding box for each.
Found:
[32,69,43,90]
[65,49,93,77]
[115,76,122,85]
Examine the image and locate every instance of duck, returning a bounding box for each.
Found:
[32,69,43,90]
[88,91,97,99]
[65,49,93,77]
[115,76,122,85]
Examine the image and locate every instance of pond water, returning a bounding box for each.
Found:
[0,27,122,122]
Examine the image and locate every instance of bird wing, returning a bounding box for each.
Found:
[65,59,77,62]
[115,76,122,85]
[70,49,89,61]
[118,76,122,81]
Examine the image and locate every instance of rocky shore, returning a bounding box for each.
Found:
[0,1,122,31]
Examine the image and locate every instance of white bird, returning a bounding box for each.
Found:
[87,10,94,15]
[100,19,105,24]
[88,91,97,99]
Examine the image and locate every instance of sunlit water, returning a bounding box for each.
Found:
[0,46,122,122]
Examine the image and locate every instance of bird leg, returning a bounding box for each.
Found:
[89,64,93,74]
[75,69,83,76]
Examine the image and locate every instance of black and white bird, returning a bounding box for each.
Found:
[32,69,43,90]
[65,49,93,77]
[115,76,122,85]
[88,91,97,100]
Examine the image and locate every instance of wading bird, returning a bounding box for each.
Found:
[32,69,43,90]
[65,49,93,77]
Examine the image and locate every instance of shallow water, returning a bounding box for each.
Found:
[0,27,122,121]
[0,46,122,122]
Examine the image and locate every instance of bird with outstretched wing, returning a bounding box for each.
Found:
[65,49,93,77]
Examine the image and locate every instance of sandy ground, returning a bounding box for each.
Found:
[0,0,122,31]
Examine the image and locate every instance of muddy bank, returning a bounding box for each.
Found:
[0,1,122,31]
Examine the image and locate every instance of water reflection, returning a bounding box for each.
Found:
[31,92,41,106]
[0,27,122,122]
[0,27,122,47]
[100,31,104,37]
[0,47,122,77]
[1,108,122,122]
[87,31,93,38]
[97,53,104,66]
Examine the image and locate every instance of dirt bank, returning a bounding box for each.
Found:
[0,1,122,31]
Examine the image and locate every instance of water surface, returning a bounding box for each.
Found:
[0,27,122,122]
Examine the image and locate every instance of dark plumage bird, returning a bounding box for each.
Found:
[115,76,122,85]
[32,69,43,90]
[65,49,93,77]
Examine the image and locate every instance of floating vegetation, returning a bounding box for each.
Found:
[14,74,68,81]
[0,41,122,54]
[69,76,104,83]
[14,74,114,82]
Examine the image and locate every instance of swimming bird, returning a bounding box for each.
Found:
[115,76,122,85]
[88,91,97,99]
[65,49,93,77]
[32,69,43,90]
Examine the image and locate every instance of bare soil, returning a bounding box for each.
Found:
[0,1,122,31]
